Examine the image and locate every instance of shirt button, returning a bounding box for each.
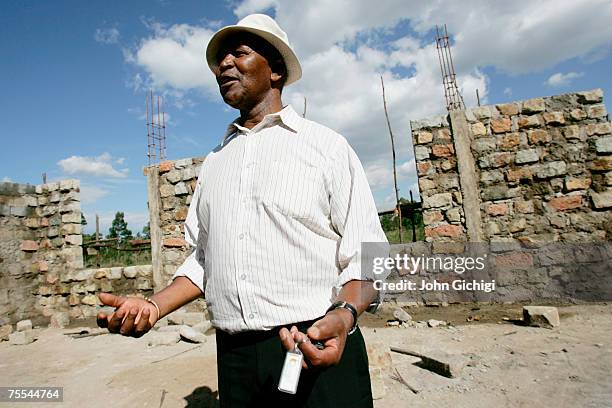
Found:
[240,274,246,280]
[248,313,254,319]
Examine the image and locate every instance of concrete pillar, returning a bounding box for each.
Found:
[449,111,484,242]
[146,166,163,291]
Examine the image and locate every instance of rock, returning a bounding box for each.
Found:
[49,312,70,328]
[535,161,567,179]
[576,89,603,104]
[595,136,612,154]
[147,332,180,346]
[386,320,400,327]
[9,330,34,345]
[490,118,512,133]
[123,266,138,278]
[423,193,452,209]
[179,325,207,343]
[414,146,430,161]
[16,319,32,332]
[591,189,612,209]
[20,240,39,252]
[369,367,386,400]
[393,308,412,323]
[192,320,213,334]
[414,131,433,144]
[174,182,189,195]
[427,319,446,328]
[523,306,560,328]
[515,149,539,164]
[471,122,487,136]
[0,324,13,341]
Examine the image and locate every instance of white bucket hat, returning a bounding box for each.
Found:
[205,14,302,86]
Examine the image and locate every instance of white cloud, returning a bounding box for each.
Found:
[80,184,109,204]
[94,27,120,44]
[503,87,513,97]
[545,71,584,87]
[128,23,217,93]
[58,152,128,178]
[2,176,12,182]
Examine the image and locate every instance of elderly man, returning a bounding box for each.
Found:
[97,14,388,407]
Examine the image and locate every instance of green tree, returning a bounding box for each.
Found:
[81,214,87,225]
[107,212,133,243]
[142,222,151,239]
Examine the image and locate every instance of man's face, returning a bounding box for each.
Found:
[215,34,278,110]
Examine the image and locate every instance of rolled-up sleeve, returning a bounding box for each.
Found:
[172,166,206,294]
[328,139,390,288]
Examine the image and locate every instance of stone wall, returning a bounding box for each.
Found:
[403,89,612,303]
[146,157,206,312]
[0,180,83,324]
[411,89,611,243]
[1,180,156,325]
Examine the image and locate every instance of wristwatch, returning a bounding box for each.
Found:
[326,301,358,335]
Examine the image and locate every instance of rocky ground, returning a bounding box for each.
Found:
[1,303,611,407]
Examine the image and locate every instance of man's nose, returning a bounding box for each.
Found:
[218,53,234,72]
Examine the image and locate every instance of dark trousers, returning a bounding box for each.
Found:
[216,318,373,408]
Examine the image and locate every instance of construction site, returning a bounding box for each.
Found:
[1,21,611,408]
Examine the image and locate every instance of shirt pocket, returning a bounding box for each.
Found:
[257,161,324,220]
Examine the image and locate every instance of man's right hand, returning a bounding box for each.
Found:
[96,293,158,338]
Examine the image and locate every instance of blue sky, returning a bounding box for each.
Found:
[2,0,611,235]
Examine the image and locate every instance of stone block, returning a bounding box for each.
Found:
[486,203,508,216]
[109,267,123,280]
[576,89,603,104]
[174,182,188,195]
[548,195,583,211]
[586,122,612,136]
[414,146,430,161]
[414,131,433,144]
[480,170,504,184]
[166,170,182,184]
[135,278,152,290]
[163,237,187,247]
[509,218,526,232]
[159,161,173,173]
[563,125,581,140]
[9,330,34,345]
[495,251,533,269]
[515,149,539,164]
[45,182,59,192]
[431,144,455,158]
[50,312,70,328]
[479,152,514,169]
[522,98,545,113]
[410,115,448,130]
[472,137,496,153]
[425,224,463,238]
[65,235,82,246]
[470,122,487,137]
[20,240,39,252]
[61,224,81,235]
[481,185,521,201]
[587,104,607,118]
[182,167,196,180]
[498,133,521,149]
[159,184,174,198]
[515,200,534,214]
[38,261,49,272]
[11,206,28,217]
[564,177,591,191]
[595,136,612,154]
[422,193,452,209]
[61,213,81,224]
[496,103,519,116]
[0,325,13,341]
[569,108,587,121]
[123,266,138,278]
[417,162,434,175]
[542,111,565,125]
[523,306,560,328]
[528,129,551,145]
[472,106,493,119]
[16,319,32,332]
[445,207,461,222]
[507,167,533,182]
[59,179,79,191]
[518,115,541,129]
[589,157,612,171]
[419,178,436,191]
[175,207,189,221]
[490,118,512,133]
[174,158,193,169]
[423,210,444,224]
[591,189,612,209]
[80,295,98,306]
[59,202,80,214]
[535,161,567,179]
[179,325,207,343]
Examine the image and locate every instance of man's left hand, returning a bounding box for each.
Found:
[279,308,353,369]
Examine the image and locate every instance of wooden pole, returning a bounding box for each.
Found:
[381,75,403,243]
[303,96,307,118]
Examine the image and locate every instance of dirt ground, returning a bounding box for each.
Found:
[1,303,611,407]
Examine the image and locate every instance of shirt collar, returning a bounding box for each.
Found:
[222,105,302,143]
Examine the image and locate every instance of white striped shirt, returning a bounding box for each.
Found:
[173,105,388,333]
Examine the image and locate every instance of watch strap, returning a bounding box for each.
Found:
[326,301,358,335]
